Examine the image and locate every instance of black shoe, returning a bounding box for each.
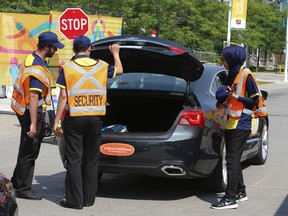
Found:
[83,202,94,207]
[236,191,248,202]
[16,191,42,200]
[211,197,238,209]
[60,200,83,210]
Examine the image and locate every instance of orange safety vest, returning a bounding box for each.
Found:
[227,67,268,119]
[62,60,108,117]
[11,55,51,115]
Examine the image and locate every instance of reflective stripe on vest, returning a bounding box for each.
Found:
[24,67,50,84]
[22,67,51,106]
[11,79,26,113]
[227,67,248,118]
[11,62,26,114]
[243,108,254,115]
[256,107,266,113]
[63,61,107,116]
[253,86,268,117]
[227,67,267,118]
[11,99,26,114]
[11,59,51,115]
[239,69,268,117]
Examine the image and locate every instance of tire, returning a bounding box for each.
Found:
[202,143,227,192]
[249,118,269,165]
[98,172,103,180]
[43,122,53,137]
[43,110,55,137]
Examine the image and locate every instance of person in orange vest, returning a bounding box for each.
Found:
[53,35,123,209]
[211,45,267,210]
[10,31,64,200]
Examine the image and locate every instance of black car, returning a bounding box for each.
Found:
[58,36,269,192]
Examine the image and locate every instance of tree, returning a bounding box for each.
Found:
[1,0,286,64]
[117,0,229,52]
[229,0,285,68]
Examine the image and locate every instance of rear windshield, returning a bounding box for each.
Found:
[108,73,186,92]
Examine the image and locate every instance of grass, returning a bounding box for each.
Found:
[258,81,274,85]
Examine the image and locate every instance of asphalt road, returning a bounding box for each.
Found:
[0,72,288,216]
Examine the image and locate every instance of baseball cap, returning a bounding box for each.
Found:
[73,35,91,49]
[38,32,65,49]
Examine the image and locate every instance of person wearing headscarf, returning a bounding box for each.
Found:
[211,46,260,210]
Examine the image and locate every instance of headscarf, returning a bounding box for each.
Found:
[222,46,246,86]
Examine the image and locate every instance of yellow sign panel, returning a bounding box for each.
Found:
[0,11,123,87]
[0,13,48,86]
[231,0,248,30]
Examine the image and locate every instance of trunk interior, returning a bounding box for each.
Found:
[102,90,189,133]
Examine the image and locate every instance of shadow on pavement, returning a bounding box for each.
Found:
[97,173,217,204]
[276,195,288,216]
[33,172,65,203]
[33,172,218,205]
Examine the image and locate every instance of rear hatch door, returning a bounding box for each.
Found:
[90,35,204,82]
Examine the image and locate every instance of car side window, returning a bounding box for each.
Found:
[210,71,227,97]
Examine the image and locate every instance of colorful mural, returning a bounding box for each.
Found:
[0,11,123,89]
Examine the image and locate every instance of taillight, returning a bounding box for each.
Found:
[167,46,186,54]
[178,110,205,127]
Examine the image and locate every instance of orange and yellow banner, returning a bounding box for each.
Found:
[0,11,123,87]
[231,0,248,30]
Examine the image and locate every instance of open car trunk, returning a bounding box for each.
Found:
[103,90,189,133]
[90,36,204,133]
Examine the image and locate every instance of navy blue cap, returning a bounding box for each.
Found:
[73,35,91,50]
[38,32,64,49]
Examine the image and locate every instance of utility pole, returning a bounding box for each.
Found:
[281,2,288,82]
[226,0,232,47]
[221,0,232,47]
[156,0,160,37]
[284,13,288,82]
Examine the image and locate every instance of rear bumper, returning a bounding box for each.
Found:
[59,129,220,178]
[99,147,219,178]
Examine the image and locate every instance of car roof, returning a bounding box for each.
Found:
[90,35,204,82]
[203,64,226,76]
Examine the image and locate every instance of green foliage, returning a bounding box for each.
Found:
[236,0,285,54]
[0,0,286,56]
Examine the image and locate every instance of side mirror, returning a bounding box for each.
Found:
[261,90,268,100]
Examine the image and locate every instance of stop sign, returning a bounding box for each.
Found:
[59,8,89,40]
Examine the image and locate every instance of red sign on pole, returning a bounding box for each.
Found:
[59,8,89,40]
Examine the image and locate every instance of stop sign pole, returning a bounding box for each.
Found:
[59,8,89,40]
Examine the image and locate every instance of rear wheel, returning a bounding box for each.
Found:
[249,119,269,165]
[202,144,227,192]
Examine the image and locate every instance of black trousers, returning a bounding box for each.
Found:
[11,110,45,192]
[63,114,102,206]
[224,129,251,198]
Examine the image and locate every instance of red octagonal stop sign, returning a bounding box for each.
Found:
[59,8,89,40]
